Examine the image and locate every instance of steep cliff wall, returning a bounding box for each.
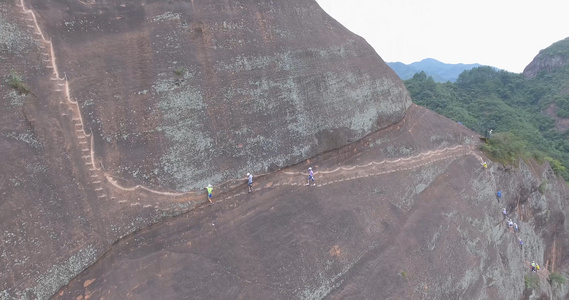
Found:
[1,0,411,298]
[55,105,569,300]
[3,0,568,299]
[32,0,411,191]
[0,2,190,296]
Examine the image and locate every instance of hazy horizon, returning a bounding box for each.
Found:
[315,0,569,73]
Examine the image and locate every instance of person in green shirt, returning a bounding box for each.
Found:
[206,184,214,205]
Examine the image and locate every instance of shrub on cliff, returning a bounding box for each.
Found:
[525,274,540,289]
[545,157,568,178]
[480,132,528,166]
[549,272,566,286]
[6,71,30,95]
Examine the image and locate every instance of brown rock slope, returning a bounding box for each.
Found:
[2,0,569,299]
[1,0,411,298]
[1,2,196,299]
[56,105,569,299]
[32,0,411,191]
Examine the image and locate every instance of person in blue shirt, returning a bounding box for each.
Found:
[306,167,315,186]
[247,173,253,193]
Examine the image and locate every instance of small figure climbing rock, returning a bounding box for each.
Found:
[485,129,493,139]
[206,184,214,205]
[482,162,487,169]
[502,208,507,218]
[519,238,523,249]
[531,261,536,272]
[507,219,513,228]
[306,167,316,186]
[514,222,519,233]
[247,173,253,193]
[496,190,502,202]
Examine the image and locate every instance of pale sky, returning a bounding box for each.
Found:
[315,0,569,73]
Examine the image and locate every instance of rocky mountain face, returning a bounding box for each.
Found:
[523,37,569,79]
[522,37,569,132]
[56,105,569,300]
[35,0,411,191]
[1,0,568,299]
[1,0,409,298]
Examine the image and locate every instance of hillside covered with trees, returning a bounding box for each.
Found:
[404,37,569,179]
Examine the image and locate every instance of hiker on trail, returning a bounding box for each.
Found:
[531,261,536,272]
[247,173,253,193]
[502,208,507,218]
[496,190,502,202]
[485,129,493,139]
[514,223,519,233]
[306,167,315,186]
[536,264,540,271]
[482,162,488,169]
[519,238,523,249]
[206,184,214,205]
[508,219,513,228]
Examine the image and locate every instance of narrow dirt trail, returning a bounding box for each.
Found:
[189,144,485,206]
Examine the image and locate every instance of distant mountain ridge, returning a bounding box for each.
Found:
[388,58,483,82]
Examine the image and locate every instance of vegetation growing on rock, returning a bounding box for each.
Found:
[549,272,566,286]
[525,274,540,289]
[6,70,30,95]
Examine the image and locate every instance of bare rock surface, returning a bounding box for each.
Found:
[1,0,569,299]
[1,0,410,298]
[0,3,188,294]
[32,0,411,191]
[55,105,569,300]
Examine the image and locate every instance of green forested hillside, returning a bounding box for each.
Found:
[405,64,569,179]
